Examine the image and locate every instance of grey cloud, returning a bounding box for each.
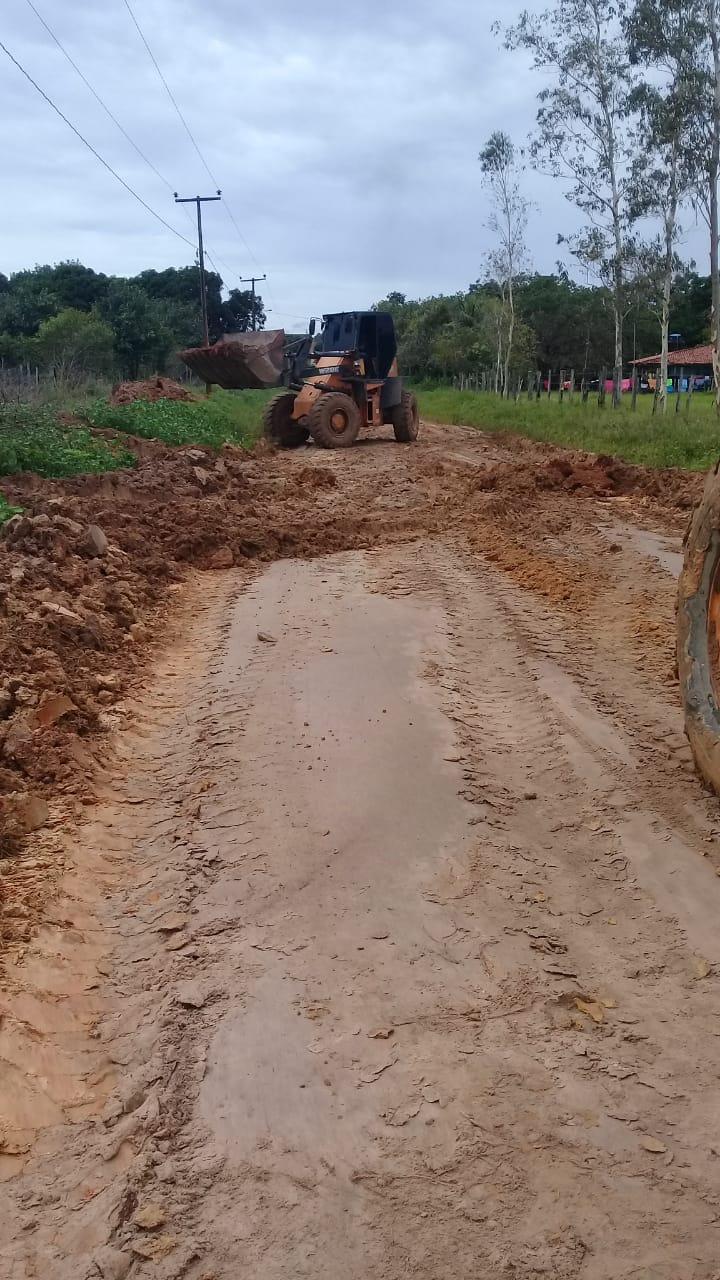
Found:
[2,0,708,327]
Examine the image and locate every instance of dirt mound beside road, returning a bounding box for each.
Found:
[110,375,195,405]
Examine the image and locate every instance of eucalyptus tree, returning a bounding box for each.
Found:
[479,131,530,395]
[626,0,705,410]
[502,0,636,404]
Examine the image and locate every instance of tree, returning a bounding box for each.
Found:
[503,0,636,405]
[33,308,115,383]
[220,288,266,334]
[479,131,530,395]
[625,0,704,410]
[100,282,173,379]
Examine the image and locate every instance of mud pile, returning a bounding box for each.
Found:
[110,376,195,406]
[0,424,698,916]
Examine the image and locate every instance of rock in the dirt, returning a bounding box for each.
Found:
[2,715,35,760]
[207,546,234,570]
[129,621,148,643]
[83,524,109,557]
[133,1203,167,1230]
[175,980,208,1009]
[52,515,84,538]
[93,1246,132,1280]
[34,691,77,728]
[1,514,27,542]
[257,630,277,644]
[40,600,84,624]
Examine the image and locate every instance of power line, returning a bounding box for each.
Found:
[121,0,217,189]
[120,0,263,269]
[24,0,174,195]
[0,37,196,250]
[23,1,241,281]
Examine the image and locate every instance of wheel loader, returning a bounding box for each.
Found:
[180,311,419,450]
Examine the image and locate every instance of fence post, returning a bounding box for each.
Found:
[598,368,607,408]
[675,366,685,414]
[536,371,542,400]
[527,370,534,400]
[547,370,552,399]
[686,370,695,416]
[581,378,589,404]
[559,368,565,403]
[631,367,638,411]
[569,368,575,402]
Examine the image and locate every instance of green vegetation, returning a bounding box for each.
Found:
[0,262,266,382]
[0,390,267,482]
[0,403,135,477]
[0,494,23,524]
[86,389,268,450]
[417,388,720,471]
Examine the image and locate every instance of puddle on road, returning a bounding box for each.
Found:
[601,520,683,577]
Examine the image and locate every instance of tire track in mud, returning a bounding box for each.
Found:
[3,425,720,1279]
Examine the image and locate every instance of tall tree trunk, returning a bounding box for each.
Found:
[710,0,720,410]
[659,150,679,416]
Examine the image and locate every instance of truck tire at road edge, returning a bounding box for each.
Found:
[677,460,720,793]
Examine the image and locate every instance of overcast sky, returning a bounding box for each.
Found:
[2,0,710,328]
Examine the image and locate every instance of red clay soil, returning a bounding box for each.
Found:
[110,376,195,405]
[0,421,704,942]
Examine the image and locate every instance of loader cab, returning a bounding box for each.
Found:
[315,311,397,378]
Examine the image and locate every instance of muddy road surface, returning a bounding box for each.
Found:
[2,423,720,1280]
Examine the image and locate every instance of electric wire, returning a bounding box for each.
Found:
[120,0,265,270]
[22,2,241,285]
[24,0,174,195]
[0,36,196,250]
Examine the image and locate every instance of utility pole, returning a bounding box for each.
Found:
[174,190,221,347]
[239,274,266,331]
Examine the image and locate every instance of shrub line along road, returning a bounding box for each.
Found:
[2,421,720,1279]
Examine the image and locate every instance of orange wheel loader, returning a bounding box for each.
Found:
[180,311,419,450]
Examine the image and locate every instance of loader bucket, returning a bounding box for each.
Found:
[180,329,286,390]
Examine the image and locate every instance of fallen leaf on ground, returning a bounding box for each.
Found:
[133,1204,167,1230]
[131,1234,177,1260]
[574,997,605,1023]
[692,956,711,979]
[640,1137,667,1154]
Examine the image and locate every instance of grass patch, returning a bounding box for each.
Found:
[416,388,720,471]
[86,388,268,450]
[0,494,23,524]
[0,403,135,478]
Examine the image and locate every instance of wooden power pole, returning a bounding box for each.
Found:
[239,274,266,331]
[174,190,221,347]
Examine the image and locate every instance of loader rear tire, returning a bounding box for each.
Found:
[263,392,309,449]
[308,392,361,449]
[677,460,720,794]
[390,390,419,442]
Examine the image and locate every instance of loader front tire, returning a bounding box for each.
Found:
[308,392,361,449]
[677,460,720,794]
[390,390,419,442]
[263,392,309,449]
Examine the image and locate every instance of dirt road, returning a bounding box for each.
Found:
[3,423,720,1279]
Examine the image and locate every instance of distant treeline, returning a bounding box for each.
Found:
[374,271,712,382]
[0,261,265,382]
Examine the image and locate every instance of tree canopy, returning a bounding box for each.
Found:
[0,259,266,380]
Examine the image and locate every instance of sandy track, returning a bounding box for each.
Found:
[2,423,720,1279]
